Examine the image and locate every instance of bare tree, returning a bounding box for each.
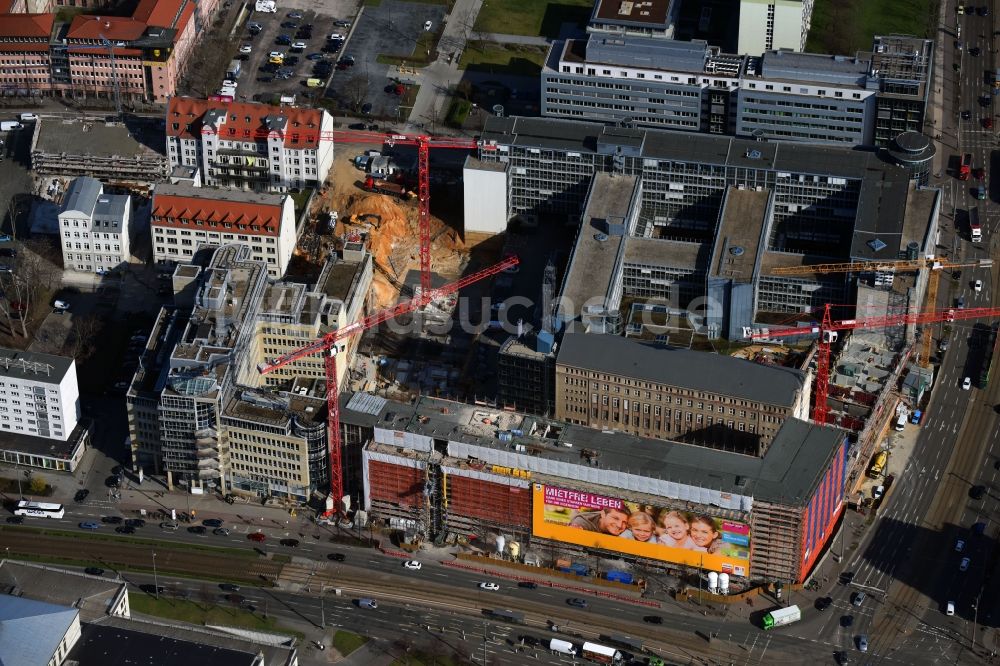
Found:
[5,239,62,338]
[344,75,370,112]
[68,314,103,360]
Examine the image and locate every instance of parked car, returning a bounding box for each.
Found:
[816,596,833,611]
[970,485,987,499]
[975,279,983,292]
[963,376,973,390]
[956,539,966,552]
[213,527,230,536]
[125,518,145,528]
[960,557,971,571]
[424,20,432,30]
[287,11,302,18]
[74,489,90,502]
[240,44,252,54]
[160,521,179,530]
[852,591,866,607]
[203,518,223,527]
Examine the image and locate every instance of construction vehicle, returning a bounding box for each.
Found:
[960,153,973,180]
[769,256,994,368]
[868,450,888,477]
[256,255,519,516]
[363,176,412,198]
[762,605,801,630]
[744,304,1000,423]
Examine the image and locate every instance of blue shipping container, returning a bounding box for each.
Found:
[606,571,633,584]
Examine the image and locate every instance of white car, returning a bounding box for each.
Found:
[956,539,966,552]
[329,33,345,41]
[960,557,971,571]
[479,582,500,591]
[291,41,307,50]
[975,279,983,292]
[403,560,422,570]
[222,79,238,88]
[269,51,284,60]
[53,300,70,311]
[963,376,972,390]
[424,20,432,30]
[240,44,252,54]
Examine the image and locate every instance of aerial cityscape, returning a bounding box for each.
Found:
[0,0,988,663]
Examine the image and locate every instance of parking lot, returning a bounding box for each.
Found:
[233,1,358,106]
[323,0,448,120]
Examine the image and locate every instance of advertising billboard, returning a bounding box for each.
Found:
[532,484,750,576]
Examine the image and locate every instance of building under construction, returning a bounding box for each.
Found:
[30,118,168,184]
[343,392,848,585]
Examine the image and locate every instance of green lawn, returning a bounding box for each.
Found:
[460,42,548,77]
[445,99,472,128]
[332,629,368,656]
[474,0,594,38]
[805,0,934,55]
[129,593,302,637]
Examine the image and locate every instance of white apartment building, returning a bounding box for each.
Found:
[165,97,335,192]
[57,177,132,275]
[0,349,80,442]
[738,0,814,53]
[150,183,298,277]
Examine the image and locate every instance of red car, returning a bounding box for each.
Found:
[985,117,994,129]
[247,532,266,543]
[975,167,987,181]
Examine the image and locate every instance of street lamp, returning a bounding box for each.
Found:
[151,551,159,600]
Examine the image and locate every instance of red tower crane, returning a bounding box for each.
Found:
[256,254,519,514]
[330,131,484,294]
[745,304,1000,424]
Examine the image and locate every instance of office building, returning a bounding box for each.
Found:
[58,177,132,274]
[344,392,849,584]
[554,332,809,454]
[738,0,814,53]
[0,348,79,441]
[127,243,372,499]
[0,0,220,104]
[151,183,298,277]
[541,33,932,147]
[166,97,335,192]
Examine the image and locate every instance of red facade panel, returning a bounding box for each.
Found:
[368,460,424,508]
[446,474,531,528]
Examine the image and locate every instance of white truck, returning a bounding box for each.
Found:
[0,121,23,131]
[255,0,276,12]
[762,604,801,630]
[549,638,577,656]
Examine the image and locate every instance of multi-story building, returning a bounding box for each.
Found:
[165,97,335,192]
[31,118,169,183]
[541,33,932,146]
[554,332,809,454]
[344,392,849,584]
[0,348,79,441]
[150,183,298,278]
[738,0,814,53]
[58,177,131,274]
[127,243,372,499]
[475,116,939,338]
[0,0,219,104]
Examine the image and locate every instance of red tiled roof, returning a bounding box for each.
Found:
[67,15,148,41]
[151,194,282,236]
[167,97,325,150]
[0,13,54,38]
[133,0,188,27]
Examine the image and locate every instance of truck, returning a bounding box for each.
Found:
[0,121,23,131]
[364,176,412,198]
[868,450,888,478]
[581,642,622,664]
[960,153,973,180]
[549,638,577,656]
[762,605,801,630]
[971,205,983,242]
[254,0,276,12]
[226,59,241,79]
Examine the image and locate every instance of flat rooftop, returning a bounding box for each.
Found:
[69,623,259,666]
[0,348,73,384]
[0,561,124,622]
[154,182,287,207]
[345,393,846,507]
[464,155,506,173]
[558,332,805,406]
[33,119,162,160]
[624,236,704,270]
[481,116,886,181]
[560,173,636,308]
[592,0,673,26]
[710,188,770,282]
[851,164,916,261]
[0,420,88,462]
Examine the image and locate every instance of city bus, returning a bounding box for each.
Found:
[14,500,65,519]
